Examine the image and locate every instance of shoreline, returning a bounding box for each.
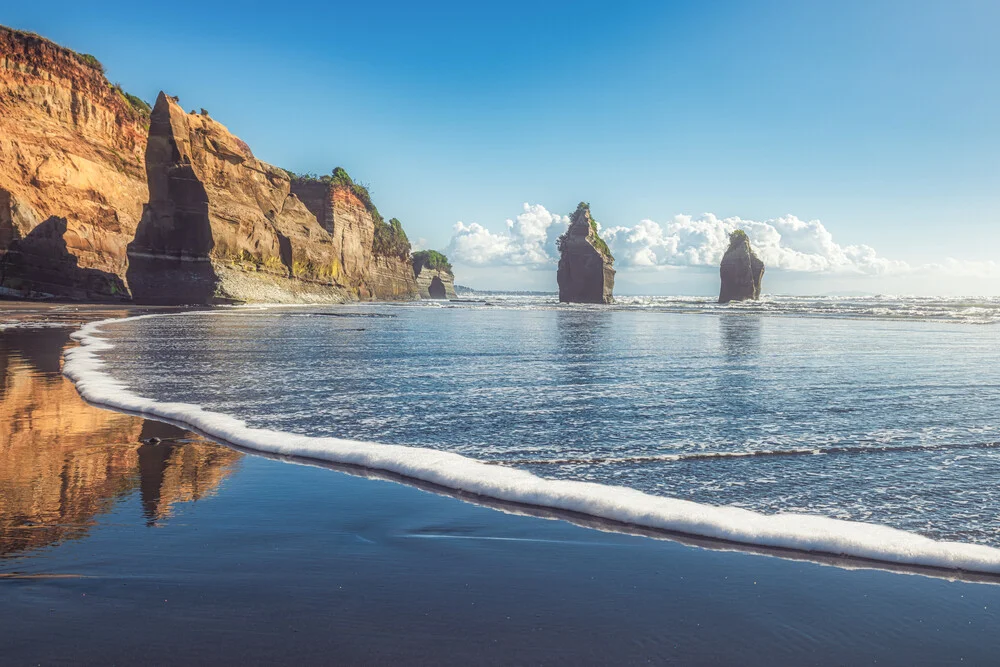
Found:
[3,303,1000,663]
[65,308,1000,581]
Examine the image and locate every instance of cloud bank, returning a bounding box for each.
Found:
[448,204,998,279]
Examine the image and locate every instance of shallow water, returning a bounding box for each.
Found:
[94,297,1000,549]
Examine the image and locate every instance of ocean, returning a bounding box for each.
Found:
[64,295,1000,571]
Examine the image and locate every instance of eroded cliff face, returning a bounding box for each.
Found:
[1,27,420,304]
[127,93,348,304]
[414,266,456,299]
[0,27,149,299]
[718,230,764,303]
[556,203,615,304]
[291,181,417,300]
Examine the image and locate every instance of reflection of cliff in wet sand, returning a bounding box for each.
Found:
[0,327,240,557]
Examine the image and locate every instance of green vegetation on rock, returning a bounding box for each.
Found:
[110,83,151,118]
[573,202,613,260]
[78,53,103,72]
[412,250,453,273]
[374,217,411,260]
[728,229,749,245]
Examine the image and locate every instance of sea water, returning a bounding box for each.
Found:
[66,295,1000,566]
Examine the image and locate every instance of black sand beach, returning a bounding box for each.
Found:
[2,306,1000,665]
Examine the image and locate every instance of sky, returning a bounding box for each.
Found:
[5,1,998,295]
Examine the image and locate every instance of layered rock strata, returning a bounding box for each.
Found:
[556,202,615,304]
[0,27,149,299]
[412,250,457,299]
[0,26,420,303]
[718,229,764,303]
[291,180,417,300]
[126,93,418,304]
[415,266,457,299]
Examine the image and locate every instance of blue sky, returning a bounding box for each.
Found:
[5,1,998,294]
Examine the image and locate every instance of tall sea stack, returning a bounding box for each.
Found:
[556,202,615,304]
[718,229,764,303]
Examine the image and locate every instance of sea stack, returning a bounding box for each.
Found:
[718,229,764,303]
[556,202,615,304]
[412,250,457,299]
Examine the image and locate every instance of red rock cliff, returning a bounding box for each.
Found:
[0,27,149,299]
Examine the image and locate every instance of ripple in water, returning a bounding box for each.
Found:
[98,296,1000,547]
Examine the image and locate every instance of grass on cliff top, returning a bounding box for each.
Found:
[412,250,452,273]
[375,217,412,261]
[288,167,377,215]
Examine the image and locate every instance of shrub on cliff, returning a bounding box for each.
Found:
[290,167,381,218]
[729,229,749,244]
[110,84,151,119]
[374,217,411,260]
[286,166,412,259]
[412,250,453,273]
[78,53,104,73]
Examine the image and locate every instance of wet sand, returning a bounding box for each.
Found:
[2,305,1000,665]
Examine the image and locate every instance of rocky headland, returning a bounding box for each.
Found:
[0,26,425,304]
[718,229,764,303]
[0,27,149,300]
[412,250,457,299]
[556,202,615,304]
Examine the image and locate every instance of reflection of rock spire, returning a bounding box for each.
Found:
[0,329,241,555]
[137,424,240,526]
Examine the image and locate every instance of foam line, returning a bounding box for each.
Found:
[63,314,1000,576]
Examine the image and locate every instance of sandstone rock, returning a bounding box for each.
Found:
[0,26,149,299]
[718,229,764,303]
[127,93,351,304]
[412,250,457,299]
[557,202,615,304]
[291,177,417,300]
[1,27,419,304]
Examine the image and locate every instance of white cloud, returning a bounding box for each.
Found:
[448,204,997,280]
[602,213,911,275]
[449,203,568,267]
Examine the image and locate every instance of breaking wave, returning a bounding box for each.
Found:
[63,314,1000,577]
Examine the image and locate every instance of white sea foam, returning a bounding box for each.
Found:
[63,314,1000,575]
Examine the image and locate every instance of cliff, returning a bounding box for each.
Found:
[290,172,417,300]
[412,250,457,299]
[556,202,615,304]
[0,27,149,299]
[718,229,764,303]
[127,93,355,304]
[0,26,420,304]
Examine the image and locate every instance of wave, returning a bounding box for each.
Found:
[63,313,1000,579]
[501,440,1000,466]
[435,294,1000,324]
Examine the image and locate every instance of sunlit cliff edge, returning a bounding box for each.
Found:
[0,26,424,304]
